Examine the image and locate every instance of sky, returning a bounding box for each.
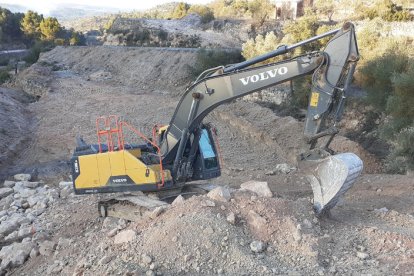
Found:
[0,0,213,14]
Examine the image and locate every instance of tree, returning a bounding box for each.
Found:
[0,8,23,42]
[248,0,274,26]
[171,2,190,19]
[39,17,61,41]
[314,0,335,22]
[242,32,280,64]
[188,5,215,23]
[20,10,43,39]
[281,9,323,54]
[69,31,86,46]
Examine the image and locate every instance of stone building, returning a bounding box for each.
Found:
[275,0,314,20]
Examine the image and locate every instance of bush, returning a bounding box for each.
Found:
[188,5,215,23]
[0,69,10,84]
[355,0,412,21]
[24,40,53,64]
[242,31,280,64]
[358,46,414,174]
[384,126,414,173]
[187,48,244,78]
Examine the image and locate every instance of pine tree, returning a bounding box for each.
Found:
[20,10,43,39]
[39,17,61,41]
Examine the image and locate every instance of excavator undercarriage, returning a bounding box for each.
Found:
[71,22,363,218]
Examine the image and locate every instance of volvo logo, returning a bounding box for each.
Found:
[112,178,127,183]
[239,67,288,86]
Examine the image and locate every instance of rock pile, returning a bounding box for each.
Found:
[0,174,73,273]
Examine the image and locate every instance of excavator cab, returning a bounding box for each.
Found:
[191,128,221,180]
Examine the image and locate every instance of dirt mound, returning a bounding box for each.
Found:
[17,46,199,98]
[0,88,33,177]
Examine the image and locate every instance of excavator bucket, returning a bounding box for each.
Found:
[301,153,363,216]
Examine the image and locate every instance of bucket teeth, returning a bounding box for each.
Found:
[302,153,363,215]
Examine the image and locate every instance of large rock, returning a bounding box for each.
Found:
[22,181,39,189]
[0,188,13,199]
[0,242,34,269]
[27,194,49,208]
[59,187,73,199]
[14,174,31,181]
[56,238,72,250]
[0,195,13,210]
[114,229,137,244]
[13,182,37,197]
[207,187,231,202]
[247,210,267,233]
[46,189,59,203]
[275,163,296,174]
[171,195,185,206]
[18,226,33,238]
[0,221,19,236]
[250,240,266,253]
[240,181,273,198]
[3,181,15,188]
[39,240,56,256]
[58,181,73,189]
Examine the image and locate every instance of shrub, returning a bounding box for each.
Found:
[358,46,414,174]
[187,48,244,78]
[188,5,215,23]
[242,31,280,64]
[0,69,10,84]
[384,126,414,173]
[354,0,412,21]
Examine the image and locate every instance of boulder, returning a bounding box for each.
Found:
[56,238,72,250]
[3,181,15,188]
[0,188,13,199]
[207,187,231,202]
[0,220,19,236]
[250,240,266,253]
[275,163,296,174]
[18,226,33,238]
[247,210,267,232]
[102,217,118,230]
[226,212,236,225]
[149,206,166,219]
[0,242,34,269]
[27,194,49,208]
[240,181,273,198]
[114,229,137,244]
[14,183,37,198]
[0,195,13,210]
[46,189,59,203]
[58,181,73,189]
[22,182,39,189]
[171,195,185,206]
[39,240,56,256]
[29,247,39,258]
[59,187,73,199]
[14,174,31,181]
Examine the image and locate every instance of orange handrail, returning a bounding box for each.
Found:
[119,121,165,188]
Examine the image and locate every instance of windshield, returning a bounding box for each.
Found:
[199,129,216,159]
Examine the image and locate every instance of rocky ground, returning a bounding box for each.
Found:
[0,46,413,275]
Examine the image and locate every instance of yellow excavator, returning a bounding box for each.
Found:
[71,22,362,217]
